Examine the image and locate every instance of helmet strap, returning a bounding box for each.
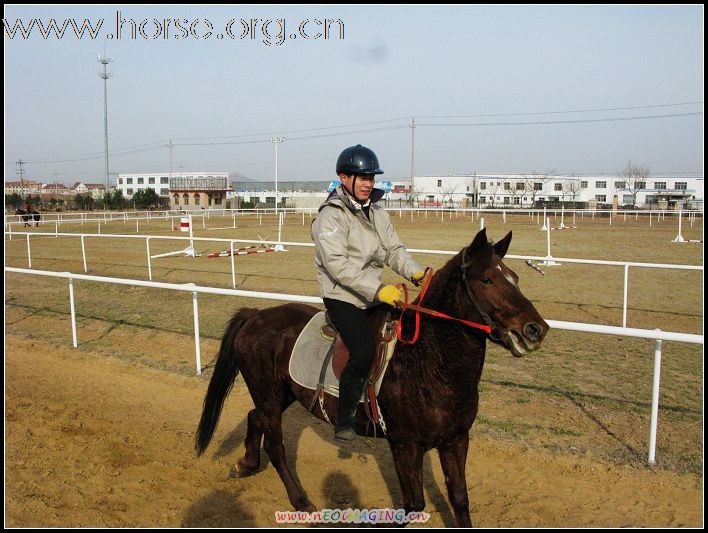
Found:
[342,175,366,204]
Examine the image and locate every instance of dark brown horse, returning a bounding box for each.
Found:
[195,228,548,526]
[15,209,41,227]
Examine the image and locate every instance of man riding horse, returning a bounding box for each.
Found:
[311,144,425,442]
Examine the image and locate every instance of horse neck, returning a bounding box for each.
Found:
[403,259,488,384]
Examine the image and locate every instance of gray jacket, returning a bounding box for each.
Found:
[312,185,423,308]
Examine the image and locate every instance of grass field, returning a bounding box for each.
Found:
[5,210,704,474]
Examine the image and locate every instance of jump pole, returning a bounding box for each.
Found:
[543,218,560,266]
[274,211,286,252]
[672,209,686,242]
[150,214,197,258]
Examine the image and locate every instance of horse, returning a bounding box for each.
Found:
[15,209,41,228]
[195,228,549,527]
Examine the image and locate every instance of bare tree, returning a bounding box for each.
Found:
[563,176,585,206]
[522,169,555,207]
[440,182,459,208]
[407,184,423,208]
[618,161,649,207]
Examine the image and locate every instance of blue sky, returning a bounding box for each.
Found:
[3,5,704,184]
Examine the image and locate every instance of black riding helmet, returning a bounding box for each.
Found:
[336,145,384,176]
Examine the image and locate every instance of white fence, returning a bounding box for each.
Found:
[4,266,703,465]
[6,231,703,330]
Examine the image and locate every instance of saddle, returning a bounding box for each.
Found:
[320,309,396,383]
[288,308,398,433]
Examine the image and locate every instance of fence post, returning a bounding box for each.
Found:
[648,333,663,464]
[623,264,629,327]
[190,285,202,375]
[26,234,32,268]
[146,237,152,280]
[81,235,87,273]
[68,277,78,347]
[230,240,236,288]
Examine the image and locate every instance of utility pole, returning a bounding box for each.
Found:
[16,159,26,194]
[98,54,112,192]
[410,117,416,185]
[168,139,174,179]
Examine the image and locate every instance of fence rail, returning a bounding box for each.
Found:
[6,230,703,330]
[5,266,703,465]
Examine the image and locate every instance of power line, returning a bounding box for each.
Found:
[415,101,703,119]
[13,103,703,165]
[416,112,702,128]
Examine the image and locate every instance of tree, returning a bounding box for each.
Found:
[522,169,555,207]
[102,189,127,210]
[563,176,585,206]
[618,161,649,207]
[440,183,459,208]
[132,188,161,209]
[75,193,95,211]
[6,193,22,208]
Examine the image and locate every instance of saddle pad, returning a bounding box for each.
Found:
[289,311,340,396]
[289,311,395,401]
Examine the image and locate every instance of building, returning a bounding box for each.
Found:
[40,182,73,196]
[4,180,43,196]
[169,173,230,210]
[116,172,230,209]
[410,175,704,210]
[71,182,106,199]
[116,172,172,198]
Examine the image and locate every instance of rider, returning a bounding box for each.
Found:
[23,200,31,213]
[312,144,425,442]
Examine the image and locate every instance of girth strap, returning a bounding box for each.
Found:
[308,338,337,413]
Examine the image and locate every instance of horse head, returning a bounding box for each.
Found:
[455,228,549,357]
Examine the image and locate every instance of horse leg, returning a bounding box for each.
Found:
[262,411,316,512]
[233,409,264,477]
[437,435,472,527]
[390,442,426,522]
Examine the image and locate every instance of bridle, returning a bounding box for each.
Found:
[459,246,501,340]
[396,247,502,344]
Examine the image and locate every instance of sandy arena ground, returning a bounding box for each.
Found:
[5,324,702,527]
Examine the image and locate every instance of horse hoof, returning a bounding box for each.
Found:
[231,460,258,478]
[295,499,316,513]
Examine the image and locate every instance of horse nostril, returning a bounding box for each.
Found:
[524,322,542,342]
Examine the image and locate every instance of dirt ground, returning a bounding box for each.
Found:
[5,323,702,527]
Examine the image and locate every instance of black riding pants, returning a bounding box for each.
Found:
[323,298,382,427]
[323,298,380,375]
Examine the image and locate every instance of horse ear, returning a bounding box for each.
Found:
[469,228,488,253]
[493,231,512,258]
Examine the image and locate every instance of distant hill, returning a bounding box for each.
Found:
[229,172,258,183]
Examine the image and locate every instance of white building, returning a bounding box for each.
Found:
[410,174,704,210]
[116,172,172,198]
[115,172,231,210]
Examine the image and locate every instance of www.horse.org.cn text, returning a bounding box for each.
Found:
[3,12,345,46]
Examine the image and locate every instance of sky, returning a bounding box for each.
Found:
[3,5,704,185]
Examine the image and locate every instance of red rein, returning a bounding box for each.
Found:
[396,268,492,345]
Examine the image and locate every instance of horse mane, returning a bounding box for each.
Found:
[396,237,495,373]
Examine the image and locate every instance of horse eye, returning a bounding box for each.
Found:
[481,277,492,285]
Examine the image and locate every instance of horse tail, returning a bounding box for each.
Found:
[195,310,253,457]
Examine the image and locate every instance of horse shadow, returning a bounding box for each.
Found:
[201,392,456,526]
[181,487,257,527]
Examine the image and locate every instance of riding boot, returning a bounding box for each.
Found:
[334,368,368,442]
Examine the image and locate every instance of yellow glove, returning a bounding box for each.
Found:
[377,285,403,307]
[410,271,426,287]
